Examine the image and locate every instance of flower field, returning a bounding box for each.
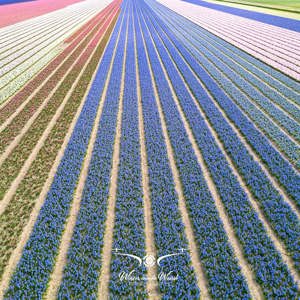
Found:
[0,0,299,298]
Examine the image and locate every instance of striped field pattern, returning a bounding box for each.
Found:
[0,0,299,298]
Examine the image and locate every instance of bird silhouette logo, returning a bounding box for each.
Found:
[112,248,187,268]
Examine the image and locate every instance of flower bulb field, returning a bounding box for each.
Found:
[0,0,299,298]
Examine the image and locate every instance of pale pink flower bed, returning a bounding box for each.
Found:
[0,0,84,28]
